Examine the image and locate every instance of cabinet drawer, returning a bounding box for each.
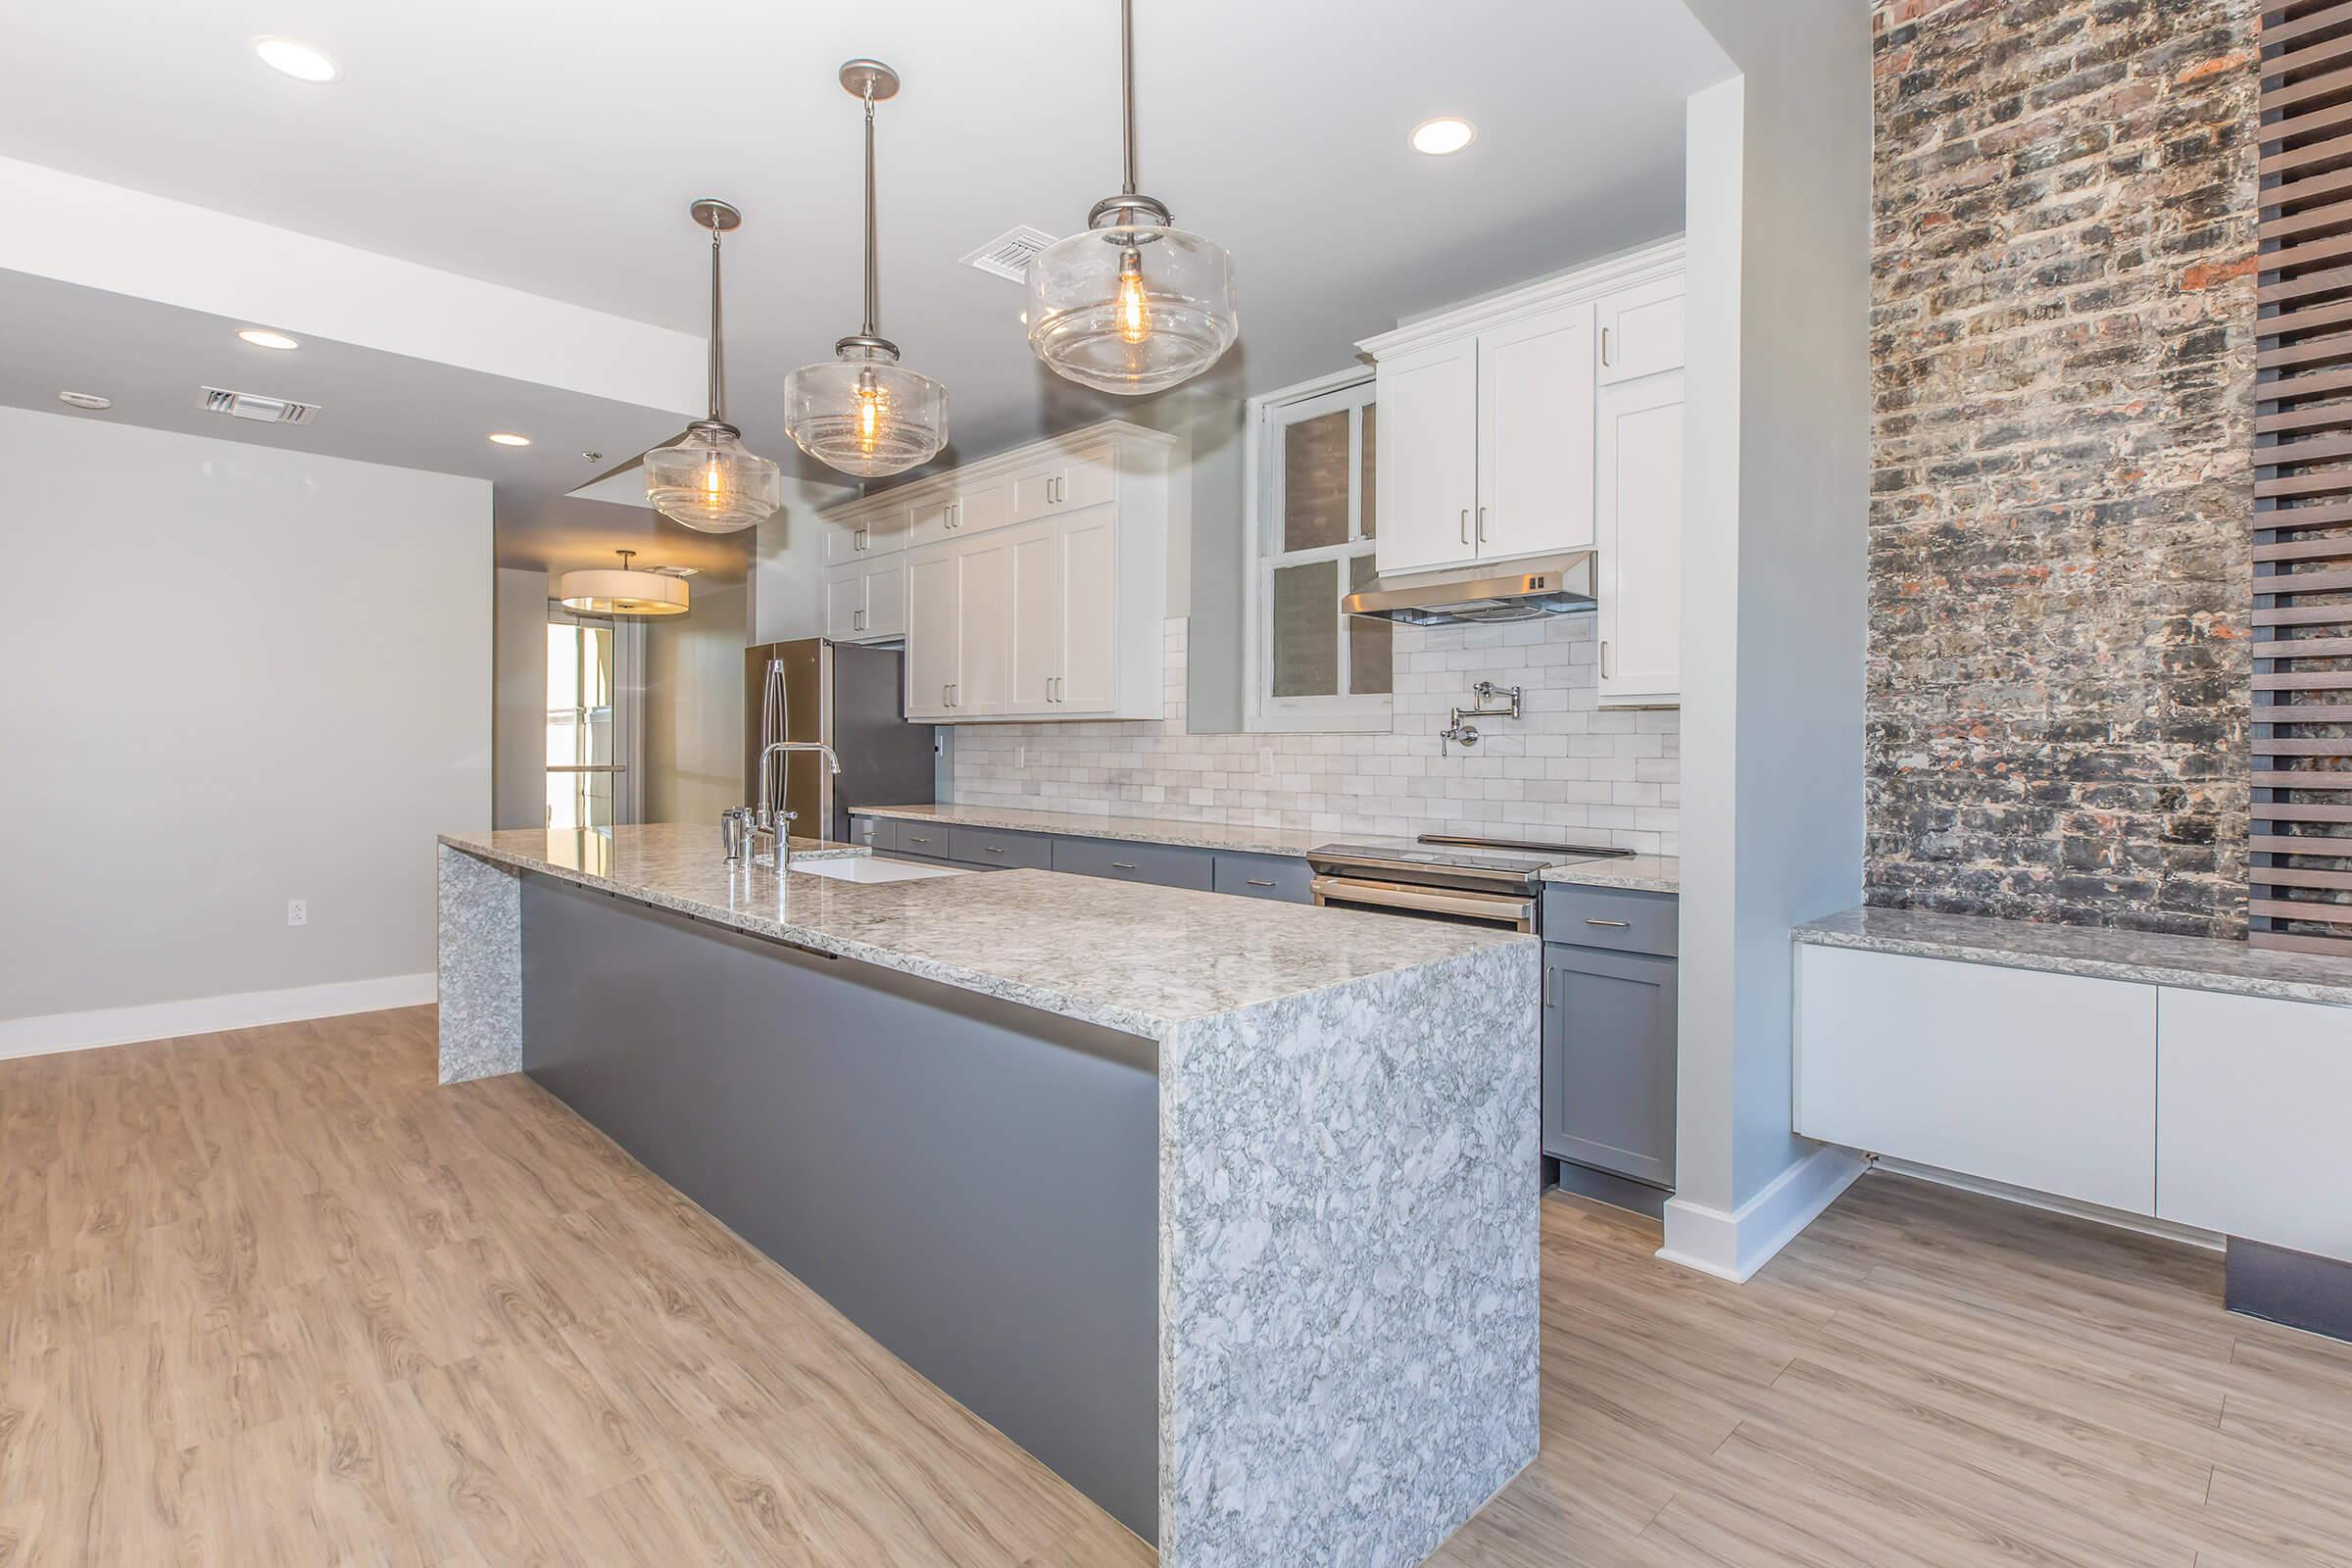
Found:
[1213,853,1312,904]
[1053,835,1213,891]
[1542,884,1677,956]
[847,814,895,852]
[948,825,1053,870]
[1793,945,2155,1215]
[892,821,951,858]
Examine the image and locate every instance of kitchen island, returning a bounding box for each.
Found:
[436,823,1539,1567]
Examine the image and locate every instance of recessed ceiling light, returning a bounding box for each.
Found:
[487,432,532,447]
[236,327,301,351]
[1411,118,1477,156]
[57,390,112,411]
[254,37,340,83]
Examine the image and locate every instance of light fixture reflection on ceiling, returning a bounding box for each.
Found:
[254,37,339,83]
[783,60,948,479]
[57,391,113,411]
[236,327,301,351]
[643,201,783,533]
[557,550,689,617]
[1025,0,1238,396]
[1410,118,1477,156]
[487,432,531,447]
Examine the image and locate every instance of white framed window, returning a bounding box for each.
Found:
[1245,370,1393,732]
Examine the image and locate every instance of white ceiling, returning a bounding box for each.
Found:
[0,0,1734,579]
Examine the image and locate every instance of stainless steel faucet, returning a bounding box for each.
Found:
[753,740,843,872]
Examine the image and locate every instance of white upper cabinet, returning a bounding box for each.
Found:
[1361,239,1687,709]
[873,420,1174,723]
[1371,339,1481,576]
[1478,302,1596,560]
[1595,368,1684,708]
[1597,275,1687,385]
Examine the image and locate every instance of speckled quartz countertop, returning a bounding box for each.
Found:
[1540,855,1680,894]
[439,822,1528,1040]
[1795,906,2352,1007]
[855,803,1679,893]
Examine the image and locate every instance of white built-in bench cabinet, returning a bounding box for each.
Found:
[817,418,1176,724]
[1793,907,2352,1270]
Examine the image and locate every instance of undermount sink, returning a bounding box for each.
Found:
[792,856,970,884]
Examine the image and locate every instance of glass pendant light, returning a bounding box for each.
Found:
[557,550,689,616]
[783,61,949,478]
[645,200,783,533]
[1027,0,1238,396]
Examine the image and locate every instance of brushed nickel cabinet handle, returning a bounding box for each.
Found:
[1477,506,1488,542]
[1587,917,1631,928]
[1460,508,1470,545]
[1602,325,1613,367]
[1111,861,1138,871]
[985,846,1004,854]
[1246,879,1275,888]
[1600,640,1610,679]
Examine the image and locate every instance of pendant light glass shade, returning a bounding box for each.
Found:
[1029,0,1238,395]
[645,421,783,533]
[648,200,780,534]
[1027,220,1237,396]
[784,60,949,478]
[558,551,689,616]
[784,344,947,478]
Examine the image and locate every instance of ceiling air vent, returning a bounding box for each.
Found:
[200,385,319,425]
[959,224,1057,283]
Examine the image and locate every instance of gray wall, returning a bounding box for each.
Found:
[1672,1,1872,1232]
[644,580,747,825]
[0,407,493,1024]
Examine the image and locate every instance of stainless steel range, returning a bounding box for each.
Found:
[1306,834,1633,932]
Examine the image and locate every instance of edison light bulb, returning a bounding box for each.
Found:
[1115,248,1152,345]
[703,461,724,502]
[855,368,887,453]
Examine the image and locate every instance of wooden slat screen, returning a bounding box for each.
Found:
[2254,0,2352,954]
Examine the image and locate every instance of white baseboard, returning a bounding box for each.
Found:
[1656,1143,1868,1283]
[1873,1156,2225,1252]
[0,973,437,1062]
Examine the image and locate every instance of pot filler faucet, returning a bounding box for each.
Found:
[725,741,843,873]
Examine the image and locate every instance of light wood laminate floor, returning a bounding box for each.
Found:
[4,1008,2350,1566]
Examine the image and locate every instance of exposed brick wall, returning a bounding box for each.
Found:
[1867,0,2259,937]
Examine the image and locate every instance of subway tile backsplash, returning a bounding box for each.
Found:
[950,616,1681,856]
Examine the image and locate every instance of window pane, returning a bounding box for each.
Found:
[1283,410,1350,552]
[1271,559,1339,698]
[1348,553,1392,696]
[1359,403,1377,540]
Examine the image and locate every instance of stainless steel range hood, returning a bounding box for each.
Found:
[1342,551,1597,626]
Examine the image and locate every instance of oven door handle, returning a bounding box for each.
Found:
[1310,876,1535,931]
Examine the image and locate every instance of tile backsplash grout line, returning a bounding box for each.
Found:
[948,616,1681,858]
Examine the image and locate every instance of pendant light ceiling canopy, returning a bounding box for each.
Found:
[558,550,689,616]
[784,60,949,479]
[645,200,782,534]
[1027,0,1239,397]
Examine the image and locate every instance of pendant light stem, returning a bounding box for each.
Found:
[862,87,880,337]
[708,226,726,424]
[1119,0,1138,197]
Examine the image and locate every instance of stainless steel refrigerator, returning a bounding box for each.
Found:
[744,640,936,845]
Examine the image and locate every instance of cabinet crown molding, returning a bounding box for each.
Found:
[1358,235,1686,363]
[820,417,1179,526]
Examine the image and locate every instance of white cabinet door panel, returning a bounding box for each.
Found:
[1596,369,1684,708]
[955,536,1013,716]
[957,479,1011,536]
[1795,945,2156,1215]
[2158,987,2352,1259]
[862,557,906,640]
[823,568,865,641]
[1597,277,1687,385]
[1373,337,1479,576]
[1006,519,1059,711]
[904,546,958,718]
[1477,302,1595,561]
[1056,504,1118,713]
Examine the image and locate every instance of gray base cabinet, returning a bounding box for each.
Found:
[1543,945,1677,1190]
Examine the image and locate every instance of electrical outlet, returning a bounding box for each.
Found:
[1016,743,1026,769]
[286,899,308,927]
